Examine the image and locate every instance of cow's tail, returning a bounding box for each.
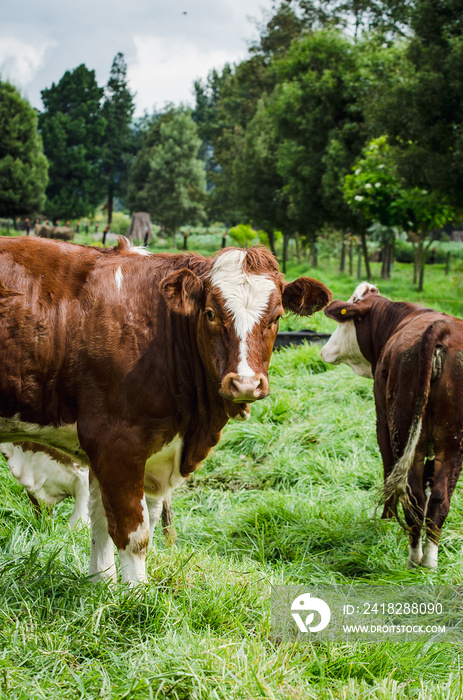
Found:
[382,320,450,518]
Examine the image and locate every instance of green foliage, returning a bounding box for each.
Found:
[39,65,106,219]
[344,136,401,228]
[101,53,135,224]
[0,81,48,217]
[271,29,366,239]
[127,108,206,240]
[228,223,257,247]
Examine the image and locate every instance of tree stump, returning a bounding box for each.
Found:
[127,212,153,243]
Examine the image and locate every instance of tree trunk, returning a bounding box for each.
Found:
[127,212,152,242]
[340,231,346,273]
[418,245,426,292]
[349,238,354,276]
[107,185,114,226]
[267,230,276,256]
[295,232,302,263]
[282,233,290,274]
[413,241,422,287]
[357,246,362,280]
[309,233,318,268]
[360,230,371,280]
[381,240,392,280]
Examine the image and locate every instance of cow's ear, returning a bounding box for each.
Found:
[282,277,333,316]
[324,299,369,322]
[160,268,203,314]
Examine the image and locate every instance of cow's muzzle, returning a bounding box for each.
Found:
[220,373,269,402]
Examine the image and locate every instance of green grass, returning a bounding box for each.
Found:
[0,257,463,697]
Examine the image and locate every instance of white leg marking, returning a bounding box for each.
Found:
[118,496,150,586]
[210,250,276,377]
[146,494,164,539]
[407,542,423,569]
[88,478,116,582]
[68,469,90,529]
[421,539,438,569]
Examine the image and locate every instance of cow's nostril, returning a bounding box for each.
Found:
[221,373,269,401]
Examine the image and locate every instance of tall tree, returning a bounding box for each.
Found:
[101,53,135,226]
[0,81,48,217]
[271,29,366,265]
[232,96,288,255]
[366,0,463,208]
[39,65,106,219]
[127,108,206,245]
[344,136,455,289]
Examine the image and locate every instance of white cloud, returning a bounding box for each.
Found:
[129,34,240,115]
[0,37,56,87]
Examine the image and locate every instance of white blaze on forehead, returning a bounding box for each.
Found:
[210,250,276,377]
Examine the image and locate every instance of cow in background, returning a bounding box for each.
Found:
[0,441,89,528]
[0,237,331,585]
[321,282,463,569]
[0,443,177,544]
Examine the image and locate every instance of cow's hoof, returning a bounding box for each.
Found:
[420,557,438,570]
[407,558,420,569]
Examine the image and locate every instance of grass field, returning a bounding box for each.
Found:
[0,256,462,698]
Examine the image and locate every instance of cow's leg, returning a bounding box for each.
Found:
[88,476,117,582]
[117,494,150,585]
[376,415,395,519]
[68,470,90,529]
[145,493,177,545]
[161,493,177,546]
[145,493,164,539]
[422,456,462,569]
[403,460,426,568]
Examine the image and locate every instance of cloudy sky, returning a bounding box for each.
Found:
[1,0,275,116]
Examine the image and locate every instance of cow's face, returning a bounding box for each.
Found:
[161,248,332,419]
[321,282,379,378]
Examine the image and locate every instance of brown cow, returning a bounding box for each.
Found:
[321,282,463,569]
[0,236,331,585]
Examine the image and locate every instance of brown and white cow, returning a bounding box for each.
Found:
[321,282,463,569]
[0,441,177,543]
[0,441,90,528]
[0,236,331,585]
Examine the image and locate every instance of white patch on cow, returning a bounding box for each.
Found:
[115,266,123,291]
[349,281,379,302]
[407,542,423,568]
[144,436,184,496]
[121,236,150,256]
[321,321,373,378]
[88,477,117,582]
[0,416,87,464]
[0,442,90,528]
[118,495,150,585]
[384,417,423,503]
[421,539,438,569]
[145,494,164,538]
[210,250,276,377]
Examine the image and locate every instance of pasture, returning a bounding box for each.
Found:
[0,258,462,698]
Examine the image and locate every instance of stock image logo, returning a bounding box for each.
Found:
[291,593,331,633]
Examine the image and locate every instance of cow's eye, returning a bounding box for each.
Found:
[269,315,281,328]
[205,308,216,322]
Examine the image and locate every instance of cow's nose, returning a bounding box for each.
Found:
[220,373,269,402]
